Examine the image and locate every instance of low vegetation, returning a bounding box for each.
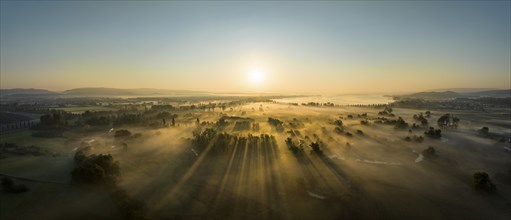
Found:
[1,177,29,193]
[473,171,496,193]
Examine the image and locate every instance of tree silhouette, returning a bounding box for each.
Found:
[395,117,409,129]
[310,142,322,154]
[479,127,489,135]
[473,171,496,192]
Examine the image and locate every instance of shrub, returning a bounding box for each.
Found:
[334,126,344,134]
[268,117,284,132]
[111,188,146,220]
[479,127,489,135]
[114,129,131,138]
[286,137,302,155]
[424,127,442,138]
[1,177,29,193]
[473,171,496,192]
[1,177,14,189]
[310,142,322,154]
[422,146,437,158]
[394,117,409,129]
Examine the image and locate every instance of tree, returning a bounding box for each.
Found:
[437,113,459,128]
[413,113,428,126]
[473,171,496,192]
[286,137,302,155]
[479,127,489,135]
[333,119,343,127]
[385,106,393,113]
[310,142,322,154]
[334,126,344,134]
[437,114,450,128]
[1,177,29,193]
[1,177,14,190]
[156,111,170,119]
[452,117,460,128]
[268,117,284,132]
[115,129,131,138]
[424,127,442,138]
[395,117,409,129]
[110,188,146,220]
[422,146,437,158]
[71,152,121,184]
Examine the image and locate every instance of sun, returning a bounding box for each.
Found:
[248,68,265,85]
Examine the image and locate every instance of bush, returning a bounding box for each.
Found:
[1,177,14,189]
[268,117,284,132]
[286,138,302,155]
[394,117,409,129]
[424,127,442,138]
[422,146,437,158]
[114,130,131,138]
[333,119,343,126]
[1,177,29,193]
[473,171,496,192]
[479,127,489,135]
[111,188,146,220]
[310,142,322,154]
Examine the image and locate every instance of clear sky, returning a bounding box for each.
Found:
[1,1,510,94]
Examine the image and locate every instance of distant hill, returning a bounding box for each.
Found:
[396,91,461,100]
[466,89,511,98]
[395,89,511,100]
[0,88,57,97]
[63,87,209,97]
[423,88,495,93]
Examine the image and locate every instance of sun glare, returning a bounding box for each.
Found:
[248,68,265,85]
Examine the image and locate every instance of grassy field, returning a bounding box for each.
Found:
[1,103,510,219]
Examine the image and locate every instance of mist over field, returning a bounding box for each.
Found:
[1,95,510,219]
[1,1,511,220]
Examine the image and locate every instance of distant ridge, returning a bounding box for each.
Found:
[403,91,461,100]
[63,87,210,97]
[0,88,57,97]
[423,88,495,93]
[2,87,509,99]
[396,89,511,100]
[466,89,511,98]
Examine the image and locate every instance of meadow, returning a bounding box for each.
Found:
[1,101,510,220]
